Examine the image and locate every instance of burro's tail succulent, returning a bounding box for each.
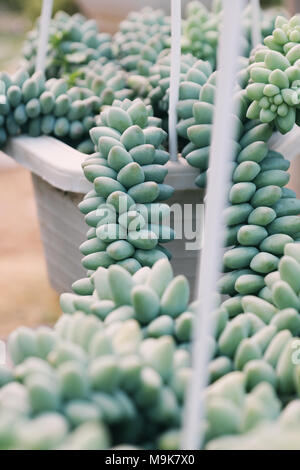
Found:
[76,98,175,285]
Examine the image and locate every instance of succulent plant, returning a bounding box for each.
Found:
[22,11,113,79]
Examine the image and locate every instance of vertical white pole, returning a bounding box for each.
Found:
[181,0,246,451]
[251,0,261,48]
[35,0,54,73]
[168,0,181,162]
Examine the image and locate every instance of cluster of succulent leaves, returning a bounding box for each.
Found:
[77,98,174,276]
[2,81,300,448]
[16,5,286,152]
[177,57,249,157]
[2,4,300,450]
[181,54,300,306]
[181,1,281,71]
[112,7,171,76]
[1,259,193,450]
[143,54,205,132]
[0,69,100,153]
[181,1,221,69]
[210,241,300,448]
[74,60,136,108]
[22,11,114,79]
[177,14,300,448]
[246,15,300,133]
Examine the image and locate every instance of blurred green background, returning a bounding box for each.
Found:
[3,0,78,20]
[261,0,284,5]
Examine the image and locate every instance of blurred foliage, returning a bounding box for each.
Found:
[261,0,284,6]
[23,0,78,21]
[0,0,78,21]
[0,0,21,10]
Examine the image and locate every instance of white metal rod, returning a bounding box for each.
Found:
[251,0,261,48]
[168,0,181,162]
[36,0,54,73]
[181,0,246,451]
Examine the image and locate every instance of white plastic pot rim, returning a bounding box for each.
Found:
[3,135,199,193]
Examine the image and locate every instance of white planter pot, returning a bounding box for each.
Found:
[5,136,201,295]
[4,129,300,296]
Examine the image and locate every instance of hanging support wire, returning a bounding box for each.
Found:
[251,0,262,48]
[181,0,246,451]
[36,0,54,73]
[168,0,182,162]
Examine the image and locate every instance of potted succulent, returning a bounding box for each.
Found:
[1,1,300,452]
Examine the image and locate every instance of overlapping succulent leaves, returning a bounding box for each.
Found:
[219,139,300,299]
[126,55,213,143]
[77,98,174,277]
[113,7,171,76]
[0,99,191,450]
[179,57,250,188]
[181,59,300,301]
[208,242,300,449]
[181,1,220,68]
[2,3,300,451]
[1,256,192,450]
[146,54,211,135]
[0,66,144,154]
[75,60,135,107]
[22,11,113,79]
[181,1,279,71]
[2,88,300,449]
[0,69,100,153]
[21,5,281,85]
[246,15,300,133]
[5,249,300,449]
[4,247,300,450]
[207,407,300,449]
